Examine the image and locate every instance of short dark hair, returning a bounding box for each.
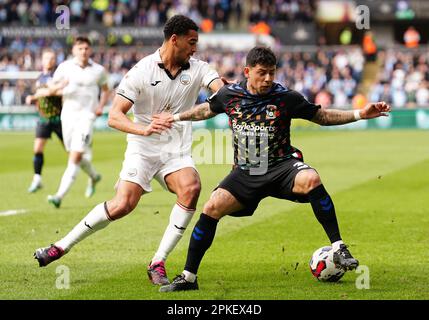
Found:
[163,15,199,40]
[74,36,91,46]
[246,47,277,68]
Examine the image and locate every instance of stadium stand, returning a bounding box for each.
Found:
[1,0,429,110]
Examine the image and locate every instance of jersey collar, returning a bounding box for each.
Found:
[154,49,190,80]
[239,79,279,96]
[72,57,94,68]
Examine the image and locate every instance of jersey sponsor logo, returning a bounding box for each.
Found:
[179,74,191,85]
[232,119,275,133]
[266,104,279,119]
[150,80,162,86]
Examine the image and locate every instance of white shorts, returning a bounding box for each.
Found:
[119,140,197,192]
[61,113,95,153]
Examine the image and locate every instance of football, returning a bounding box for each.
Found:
[309,246,345,282]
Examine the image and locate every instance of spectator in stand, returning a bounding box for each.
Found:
[416,81,429,107]
[0,0,317,29]
[362,31,377,62]
[1,81,16,106]
[369,80,384,102]
[342,67,357,100]
[404,26,420,49]
[314,86,332,108]
[352,93,367,110]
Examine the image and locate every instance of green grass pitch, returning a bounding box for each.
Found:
[0,129,428,300]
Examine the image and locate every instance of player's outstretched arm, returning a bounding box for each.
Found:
[311,101,391,126]
[108,95,172,136]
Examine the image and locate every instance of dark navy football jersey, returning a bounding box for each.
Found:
[36,72,62,120]
[208,80,320,170]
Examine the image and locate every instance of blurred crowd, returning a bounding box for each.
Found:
[369,49,429,108]
[1,37,429,109]
[197,47,363,108]
[0,0,316,29]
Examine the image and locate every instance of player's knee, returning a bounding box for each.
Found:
[179,182,201,202]
[111,196,137,218]
[303,171,321,194]
[203,201,223,219]
[295,170,321,194]
[70,152,83,164]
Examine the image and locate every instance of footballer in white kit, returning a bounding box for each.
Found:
[116,48,218,192]
[43,36,110,208]
[34,16,225,287]
[54,57,108,153]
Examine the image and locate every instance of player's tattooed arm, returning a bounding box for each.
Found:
[179,102,217,121]
[311,102,391,126]
[311,109,356,126]
[152,102,217,125]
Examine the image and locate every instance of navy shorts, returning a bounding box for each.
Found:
[216,157,314,217]
[35,119,63,141]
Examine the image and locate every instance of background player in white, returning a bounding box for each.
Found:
[25,49,63,193]
[34,15,225,286]
[45,36,109,208]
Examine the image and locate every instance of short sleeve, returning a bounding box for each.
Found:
[116,65,142,104]
[200,62,219,88]
[207,86,228,114]
[286,90,321,120]
[98,67,108,87]
[52,62,67,82]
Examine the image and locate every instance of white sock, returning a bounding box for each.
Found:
[33,174,41,184]
[55,202,111,252]
[56,160,80,199]
[152,203,195,263]
[332,240,344,252]
[80,152,97,180]
[183,270,196,283]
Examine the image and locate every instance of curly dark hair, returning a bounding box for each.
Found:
[246,47,277,67]
[163,15,199,40]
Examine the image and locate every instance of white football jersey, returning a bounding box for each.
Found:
[116,49,219,152]
[54,58,108,116]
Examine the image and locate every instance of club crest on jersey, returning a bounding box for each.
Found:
[231,105,242,117]
[180,74,191,85]
[266,104,279,119]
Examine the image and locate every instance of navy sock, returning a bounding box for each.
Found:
[33,153,44,175]
[308,184,341,243]
[184,213,219,274]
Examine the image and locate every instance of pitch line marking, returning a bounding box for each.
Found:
[0,209,28,217]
